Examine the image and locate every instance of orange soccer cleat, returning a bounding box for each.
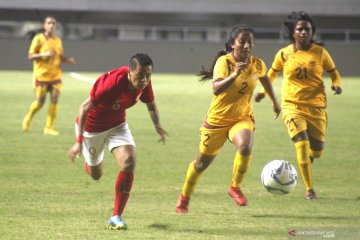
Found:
[176,194,190,214]
[228,186,248,206]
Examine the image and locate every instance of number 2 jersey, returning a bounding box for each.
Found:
[205,53,267,127]
[271,44,337,108]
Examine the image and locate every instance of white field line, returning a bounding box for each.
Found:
[69,72,96,84]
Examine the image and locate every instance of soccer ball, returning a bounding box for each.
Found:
[261,160,298,195]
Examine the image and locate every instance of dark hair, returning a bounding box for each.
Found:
[198,24,255,81]
[283,11,322,45]
[129,53,153,70]
[26,15,57,48]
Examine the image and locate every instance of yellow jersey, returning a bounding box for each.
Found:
[29,33,64,82]
[206,53,267,127]
[271,44,336,108]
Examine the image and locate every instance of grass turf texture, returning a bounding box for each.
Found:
[0,71,359,239]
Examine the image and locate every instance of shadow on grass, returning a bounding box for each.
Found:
[148,222,270,236]
[251,214,357,221]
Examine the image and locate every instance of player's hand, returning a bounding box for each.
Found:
[254,92,265,102]
[156,126,169,144]
[331,85,342,95]
[43,50,55,57]
[66,57,76,64]
[273,101,281,119]
[68,143,82,161]
[233,60,250,76]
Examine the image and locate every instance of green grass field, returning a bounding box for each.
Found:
[0,71,359,240]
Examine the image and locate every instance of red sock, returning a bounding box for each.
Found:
[85,163,89,174]
[113,171,134,217]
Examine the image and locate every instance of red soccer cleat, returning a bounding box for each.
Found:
[176,194,190,214]
[228,186,248,206]
[305,189,317,200]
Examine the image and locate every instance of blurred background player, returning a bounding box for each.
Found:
[255,11,342,200]
[22,16,76,135]
[67,53,168,230]
[176,24,281,214]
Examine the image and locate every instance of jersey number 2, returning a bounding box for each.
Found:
[238,82,248,95]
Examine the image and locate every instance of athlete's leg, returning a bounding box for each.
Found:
[228,128,253,206]
[176,153,216,213]
[111,145,136,218]
[309,136,324,163]
[182,153,216,198]
[44,87,60,135]
[231,128,253,187]
[22,86,46,132]
[293,131,315,196]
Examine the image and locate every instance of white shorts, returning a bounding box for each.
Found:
[75,122,136,166]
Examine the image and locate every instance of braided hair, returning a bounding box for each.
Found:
[198,24,255,81]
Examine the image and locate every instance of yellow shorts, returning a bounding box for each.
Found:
[282,102,327,141]
[199,117,255,156]
[35,80,62,98]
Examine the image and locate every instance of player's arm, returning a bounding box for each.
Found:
[146,101,169,144]
[68,97,94,161]
[259,75,281,119]
[323,48,342,95]
[328,69,342,95]
[61,55,76,64]
[212,61,249,95]
[254,67,281,102]
[28,51,55,60]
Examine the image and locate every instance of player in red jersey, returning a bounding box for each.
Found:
[67,53,168,230]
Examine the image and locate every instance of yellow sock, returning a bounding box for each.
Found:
[231,152,251,187]
[26,101,41,120]
[45,103,58,129]
[310,149,323,159]
[181,161,202,198]
[295,140,313,191]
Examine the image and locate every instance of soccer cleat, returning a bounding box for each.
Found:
[176,194,190,214]
[107,215,128,230]
[228,186,248,206]
[305,189,317,200]
[44,128,59,136]
[22,115,31,132]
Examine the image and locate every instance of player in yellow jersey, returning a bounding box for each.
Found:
[176,24,281,214]
[22,16,75,135]
[255,12,342,200]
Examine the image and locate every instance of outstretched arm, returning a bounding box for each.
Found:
[259,75,281,119]
[146,101,169,144]
[328,69,342,95]
[68,97,94,161]
[254,68,280,102]
[61,55,76,64]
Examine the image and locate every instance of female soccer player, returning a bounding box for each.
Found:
[255,11,342,200]
[176,24,281,214]
[67,53,168,230]
[22,16,75,135]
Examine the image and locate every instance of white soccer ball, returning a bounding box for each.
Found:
[261,160,298,195]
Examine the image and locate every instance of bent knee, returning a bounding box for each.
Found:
[122,156,136,171]
[237,144,252,156]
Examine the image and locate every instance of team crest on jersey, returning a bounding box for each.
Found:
[112,100,121,110]
[309,61,316,66]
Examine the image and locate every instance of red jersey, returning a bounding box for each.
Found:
[83,66,154,132]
